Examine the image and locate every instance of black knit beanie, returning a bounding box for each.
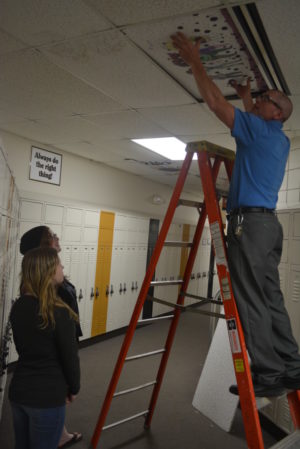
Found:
[20,226,49,255]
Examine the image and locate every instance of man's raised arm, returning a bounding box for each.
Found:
[171,32,235,130]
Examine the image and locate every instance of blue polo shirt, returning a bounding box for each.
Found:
[227,108,290,212]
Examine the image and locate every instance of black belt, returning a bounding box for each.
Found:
[228,207,275,216]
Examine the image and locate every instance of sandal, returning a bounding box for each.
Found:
[58,432,82,448]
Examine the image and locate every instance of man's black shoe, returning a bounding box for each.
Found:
[229,382,285,398]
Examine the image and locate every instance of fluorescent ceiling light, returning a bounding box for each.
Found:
[132,137,195,161]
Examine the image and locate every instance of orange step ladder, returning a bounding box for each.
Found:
[90,141,300,449]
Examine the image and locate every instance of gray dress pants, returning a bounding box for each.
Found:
[227,211,300,386]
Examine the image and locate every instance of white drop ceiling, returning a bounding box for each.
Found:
[0,0,299,194]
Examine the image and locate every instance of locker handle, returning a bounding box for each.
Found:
[123,282,127,293]
[131,281,135,291]
[119,283,123,294]
[105,286,109,296]
[96,287,100,298]
[135,281,138,291]
[78,289,83,301]
[90,288,95,299]
[110,285,114,295]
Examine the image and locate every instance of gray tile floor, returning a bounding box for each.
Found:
[0,312,280,448]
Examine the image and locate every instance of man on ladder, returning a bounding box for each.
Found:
[171,32,300,398]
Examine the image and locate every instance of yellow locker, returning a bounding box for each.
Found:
[91,211,115,336]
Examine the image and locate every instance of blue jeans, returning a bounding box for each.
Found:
[11,402,65,449]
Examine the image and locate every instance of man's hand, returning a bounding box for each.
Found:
[229,77,251,99]
[171,32,201,67]
[229,77,253,112]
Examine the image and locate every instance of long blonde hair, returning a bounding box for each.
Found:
[20,247,78,328]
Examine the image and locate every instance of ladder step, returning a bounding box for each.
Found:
[270,429,300,448]
[137,315,174,324]
[147,295,225,319]
[102,410,149,431]
[177,198,203,209]
[125,349,165,361]
[114,381,157,397]
[164,241,193,247]
[150,280,183,286]
[182,292,222,305]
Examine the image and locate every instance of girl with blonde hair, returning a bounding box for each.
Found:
[9,247,80,449]
[20,226,82,447]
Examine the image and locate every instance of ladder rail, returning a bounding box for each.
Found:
[287,390,300,429]
[145,156,222,428]
[90,151,194,448]
[198,150,265,449]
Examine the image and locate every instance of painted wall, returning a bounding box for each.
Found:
[0,129,199,224]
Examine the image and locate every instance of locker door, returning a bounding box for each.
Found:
[107,245,122,332]
[77,246,89,334]
[91,211,114,336]
[85,245,97,338]
[126,245,137,326]
[60,245,71,278]
[70,246,81,290]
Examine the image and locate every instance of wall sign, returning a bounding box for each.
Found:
[29,146,62,186]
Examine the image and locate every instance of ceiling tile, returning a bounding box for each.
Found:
[83,110,170,140]
[0,49,127,120]
[53,142,120,163]
[0,28,28,55]
[0,120,58,144]
[0,0,111,46]
[0,108,24,125]
[87,0,221,26]
[123,7,268,98]
[257,0,300,95]
[138,103,227,135]
[41,29,194,108]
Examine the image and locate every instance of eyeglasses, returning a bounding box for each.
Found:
[258,93,282,111]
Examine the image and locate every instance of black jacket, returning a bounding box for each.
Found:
[9,295,80,407]
[58,279,83,338]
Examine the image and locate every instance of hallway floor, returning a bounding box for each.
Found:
[0,311,281,448]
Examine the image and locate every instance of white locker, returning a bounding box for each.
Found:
[60,245,71,278]
[114,214,129,245]
[77,246,89,328]
[106,245,123,332]
[63,225,81,242]
[65,207,83,226]
[20,200,43,222]
[84,245,97,338]
[45,204,64,224]
[84,210,100,227]
[70,246,81,289]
